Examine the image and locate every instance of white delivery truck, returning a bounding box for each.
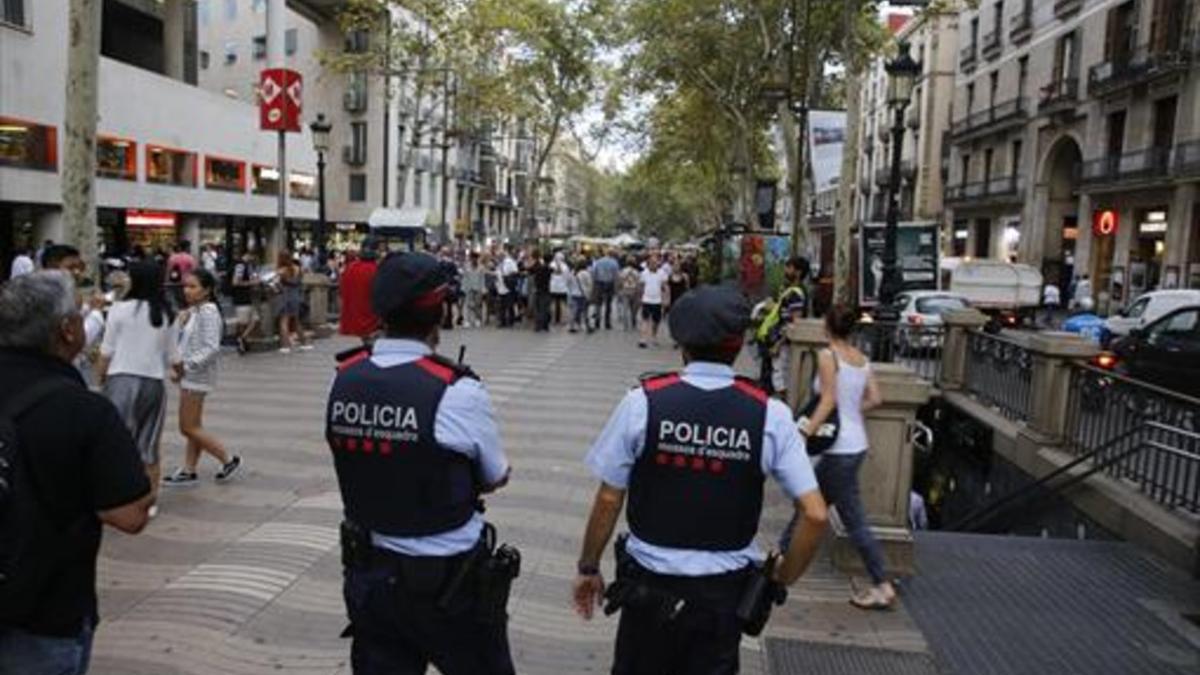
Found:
[949,260,1043,330]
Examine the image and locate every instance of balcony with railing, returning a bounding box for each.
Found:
[950,98,1028,142]
[1038,78,1079,116]
[1088,38,1195,98]
[1054,0,1083,18]
[982,29,1002,61]
[1010,4,1033,44]
[1174,140,1200,177]
[945,174,1025,206]
[960,42,978,71]
[1080,147,1172,189]
[874,166,893,187]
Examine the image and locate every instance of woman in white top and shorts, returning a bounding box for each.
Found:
[162,269,242,485]
[97,261,178,510]
[800,305,892,609]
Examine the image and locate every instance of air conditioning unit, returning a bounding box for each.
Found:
[343,89,367,113]
[343,145,366,166]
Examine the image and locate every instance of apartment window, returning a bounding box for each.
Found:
[1,0,24,28]
[351,121,368,161]
[1011,140,1023,175]
[1017,56,1029,98]
[961,154,971,184]
[289,172,316,200]
[1151,0,1186,53]
[989,72,999,106]
[1054,32,1077,83]
[992,2,1003,42]
[97,137,137,180]
[970,17,979,47]
[1107,110,1127,157]
[346,29,369,54]
[200,50,210,70]
[1105,2,1138,64]
[1153,96,1178,149]
[251,165,279,195]
[224,0,237,22]
[146,145,197,187]
[349,174,367,202]
[224,41,237,65]
[285,28,298,55]
[253,35,266,60]
[414,173,423,207]
[205,156,246,192]
[966,83,976,114]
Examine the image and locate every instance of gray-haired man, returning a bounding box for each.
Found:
[0,271,151,675]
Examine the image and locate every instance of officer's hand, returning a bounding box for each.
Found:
[572,573,605,620]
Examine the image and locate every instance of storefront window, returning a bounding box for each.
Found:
[146,145,197,186]
[205,156,245,192]
[252,165,280,195]
[290,172,317,200]
[97,137,136,180]
[0,117,56,171]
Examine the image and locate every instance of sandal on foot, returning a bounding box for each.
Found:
[850,588,894,611]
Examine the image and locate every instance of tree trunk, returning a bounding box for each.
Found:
[63,0,102,278]
[833,0,862,307]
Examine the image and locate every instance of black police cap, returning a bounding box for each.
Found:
[371,252,448,318]
[668,284,752,349]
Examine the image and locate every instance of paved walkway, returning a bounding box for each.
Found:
[90,326,923,674]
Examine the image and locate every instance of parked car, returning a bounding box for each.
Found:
[892,291,971,353]
[1104,289,1200,340]
[1108,305,1200,399]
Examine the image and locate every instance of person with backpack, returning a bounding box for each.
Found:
[0,271,151,674]
[161,269,242,487]
[96,261,179,515]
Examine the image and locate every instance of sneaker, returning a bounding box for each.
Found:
[236,337,248,355]
[638,342,647,349]
[148,504,159,519]
[299,344,315,352]
[162,468,199,486]
[278,347,291,354]
[215,455,242,482]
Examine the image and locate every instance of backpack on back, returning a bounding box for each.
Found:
[0,379,74,624]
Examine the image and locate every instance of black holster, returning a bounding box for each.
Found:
[340,520,373,569]
[602,534,687,626]
[735,558,788,637]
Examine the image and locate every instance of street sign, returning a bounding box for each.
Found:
[1092,209,1118,237]
[259,68,303,132]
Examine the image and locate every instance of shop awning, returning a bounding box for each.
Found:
[367,207,431,231]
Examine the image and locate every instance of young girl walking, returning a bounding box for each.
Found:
[162,269,242,485]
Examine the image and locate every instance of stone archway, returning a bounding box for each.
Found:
[1030,135,1084,289]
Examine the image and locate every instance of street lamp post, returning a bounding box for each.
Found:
[875,42,921,321]
[309,113,332,270]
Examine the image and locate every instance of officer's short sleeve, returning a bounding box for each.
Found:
[762,399,818,499]
[584,388,647,490]
[435,378,509,485]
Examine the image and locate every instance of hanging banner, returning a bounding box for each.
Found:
[259,68,303,132]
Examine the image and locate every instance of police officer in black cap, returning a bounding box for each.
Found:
[573,284,829,674]
[326,251,516,674]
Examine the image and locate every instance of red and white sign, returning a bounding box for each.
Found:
[1092,209,1119,237]
[259,68,303,132]
[125,209,177,229]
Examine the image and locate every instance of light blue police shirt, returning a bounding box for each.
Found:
[585,362,818,576]
[355,338,510,556]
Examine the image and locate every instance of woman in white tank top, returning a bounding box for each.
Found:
[799,306,893,609]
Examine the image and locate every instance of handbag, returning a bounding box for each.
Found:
[796,350,841,456]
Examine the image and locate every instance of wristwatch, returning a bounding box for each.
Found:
[577,561,601,576]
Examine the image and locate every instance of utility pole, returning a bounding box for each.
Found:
[268,0,287,257]
[63,0,102,278]
[833,0,863,306]
[439,69,452,244]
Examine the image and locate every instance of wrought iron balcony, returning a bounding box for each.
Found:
[981,30,1002,61]
[1010,6,1033,44]
[1038,78,1079,116]
[1079,147,1172,188]
[1054,0,1082,19]
[901,159,917,183]
[950,98,1028,142]
[1088,38,1195,98]
[945,175,1024,206]
[905,104,921,130]
[874,166,894,187]
[960,43,978,71]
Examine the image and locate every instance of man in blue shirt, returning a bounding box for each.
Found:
[326,252,514,674]
[591,250,621,330]
[572,285,828,674]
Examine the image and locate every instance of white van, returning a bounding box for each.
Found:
[1104,289,1200,337]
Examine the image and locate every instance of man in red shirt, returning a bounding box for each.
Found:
[339,239,381,345]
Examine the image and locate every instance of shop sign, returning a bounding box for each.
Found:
[1092,209,1118,237]
[125,209,176,229]
[1139,211,1168,235]
[259,68,303,132]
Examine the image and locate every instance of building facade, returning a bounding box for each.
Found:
[537,135,588,237]
[947,0,1200,304]
[857,6,960,231]
[0,0,319,277]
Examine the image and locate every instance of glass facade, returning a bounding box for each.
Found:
[146,145,197,186]
[0,117,56,171]
[205,156,245,191]
[252,165,280,195]
[97,137,137,180]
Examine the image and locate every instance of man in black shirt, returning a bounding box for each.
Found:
[532,254,553,332]
[0,271,152,675]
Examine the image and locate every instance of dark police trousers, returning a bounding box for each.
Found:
[342,545,515,675]
[613,560,750,675]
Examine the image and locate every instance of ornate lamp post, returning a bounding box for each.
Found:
[309,113,332,269]
[875,42,921,319]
